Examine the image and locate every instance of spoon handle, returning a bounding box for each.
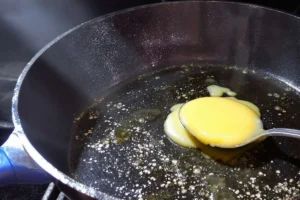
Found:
[264,128,300,139]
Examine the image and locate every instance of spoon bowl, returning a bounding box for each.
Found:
[178,104,300,148]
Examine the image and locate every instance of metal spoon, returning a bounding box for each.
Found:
[232,128,300,148]
[178,105,300,148]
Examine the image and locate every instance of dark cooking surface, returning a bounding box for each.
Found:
[71,65,300,199]
[1,0,300,200]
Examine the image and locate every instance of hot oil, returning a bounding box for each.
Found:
[69,64,300,200]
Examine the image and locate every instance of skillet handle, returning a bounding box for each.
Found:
[0,132,53,185]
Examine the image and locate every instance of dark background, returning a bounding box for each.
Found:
[0,0,300,199]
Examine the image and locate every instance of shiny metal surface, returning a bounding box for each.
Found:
[236,128,300,147]
[0,132,52,185]
[2,132,40,169]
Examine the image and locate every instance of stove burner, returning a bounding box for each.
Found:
[42,183,66,200]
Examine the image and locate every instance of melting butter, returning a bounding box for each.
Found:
[163,84,264,163]
[164,104,200,148]
[206,85,260,117]
[207,85,236,97]
[226,97,260,117]
[164,102,261,164]
[180,97,263,148]
[164,97,262,149]
[170,104,184,112]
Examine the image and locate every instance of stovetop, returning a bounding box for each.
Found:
[0,0,300,199]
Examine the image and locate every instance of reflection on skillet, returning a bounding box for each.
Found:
[69,64,300,199]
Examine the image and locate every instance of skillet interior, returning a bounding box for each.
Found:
[70,64,300,199]
[15,2,300,199]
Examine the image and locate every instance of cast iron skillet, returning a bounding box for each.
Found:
[7,1,300,199]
